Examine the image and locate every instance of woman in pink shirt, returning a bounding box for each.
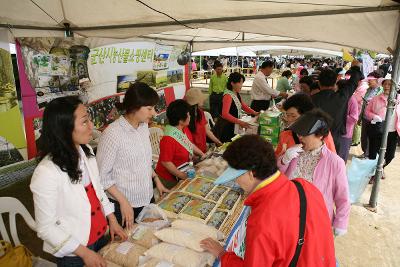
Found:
[278,109,350,236]
[365,79,400,174]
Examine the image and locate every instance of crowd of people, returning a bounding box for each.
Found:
[29,55,396,266]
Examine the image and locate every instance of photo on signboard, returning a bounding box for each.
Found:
[0,48,18,112]
[33,54,51,75]
[51,55,70,76]
[153,44,173,71]
[116,74,136,93]
[137,70,156,87]
[155,90,167,113]
[156,70,168,89]
[167,69,184,85]
[87,96,121,131]
[33,117,43,141]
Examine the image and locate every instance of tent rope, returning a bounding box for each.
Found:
[135,0,195,29]
[29,0,61,25]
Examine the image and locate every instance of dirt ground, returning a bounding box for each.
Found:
[335,146,400,267]
[0,145,399,265]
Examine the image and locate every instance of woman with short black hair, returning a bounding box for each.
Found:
[156,99,205,189]
[31,96,126,267]
[200,135,336,266]
[213,72,258,142]
[275,94,336,157]
[97,82,170,229]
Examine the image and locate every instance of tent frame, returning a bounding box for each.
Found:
[1,5,398,31]
[367,18,400,211]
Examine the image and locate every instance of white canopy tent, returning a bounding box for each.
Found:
[0,0,399,53]
[193,45,343,57]
[1,0,400,209]
[192,46,257,57]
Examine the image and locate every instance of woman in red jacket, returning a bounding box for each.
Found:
[201,135,335,267]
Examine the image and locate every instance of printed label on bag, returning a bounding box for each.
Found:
[131,225,149,240]
[116,241,134,255]
[156,261,174,267]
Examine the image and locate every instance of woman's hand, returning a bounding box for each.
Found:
[108,214,128,242]
[178,171,188,180]
[119,199,134,229]
[75,245,106,267]
[282,144,303,165]
[200,238,225,258]
[238,120,251,129]
[154,176,171,197]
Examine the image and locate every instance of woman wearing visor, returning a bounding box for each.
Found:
[278,109,350,237]
[200,135,335,266]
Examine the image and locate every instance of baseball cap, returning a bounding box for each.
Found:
[214,166,248,185]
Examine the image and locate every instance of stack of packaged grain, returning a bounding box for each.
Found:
[258,110,282,147]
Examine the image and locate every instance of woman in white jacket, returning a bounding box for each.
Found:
[30,96,126,267]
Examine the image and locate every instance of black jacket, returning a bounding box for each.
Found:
[312,66,364,145]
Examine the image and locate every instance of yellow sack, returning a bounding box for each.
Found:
[0,240,33,267]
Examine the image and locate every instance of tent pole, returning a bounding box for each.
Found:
[189,41,193,88]
[367,20,400,211]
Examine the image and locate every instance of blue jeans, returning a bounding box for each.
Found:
[56,235,109,267]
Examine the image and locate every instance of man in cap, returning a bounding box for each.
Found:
[200,135,336,267]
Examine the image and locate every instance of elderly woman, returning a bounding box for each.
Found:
[275,94,336,157]
[365,79,400,180]
[278,109,350,237]
[200,135,335,266]
[155,99,205,189]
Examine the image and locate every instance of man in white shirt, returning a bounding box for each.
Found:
[250,61,288,111]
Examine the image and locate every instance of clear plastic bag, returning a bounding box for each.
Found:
[347,157,378,204]
[135,204,170,229]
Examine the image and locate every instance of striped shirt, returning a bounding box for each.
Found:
[96,116,153,207]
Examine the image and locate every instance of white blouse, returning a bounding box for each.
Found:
[97,116,153,207]
[290,145,323,182]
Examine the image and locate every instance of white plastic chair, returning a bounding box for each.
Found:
[0,197,56,266]
[204,111,215,129]
[0,197,36,246]
[149,127,164,155]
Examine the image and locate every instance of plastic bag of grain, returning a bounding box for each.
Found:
[138,255,180,267]
[136,204,170,229]
[154,228,208,252]
[145,243,215,267]
[98,241,147,267]
[106,260,122,267]
[171,219,224,240]
[125,224,160,249]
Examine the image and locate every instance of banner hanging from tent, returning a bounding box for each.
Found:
[0,29,26,166]
[16,37,189,158]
